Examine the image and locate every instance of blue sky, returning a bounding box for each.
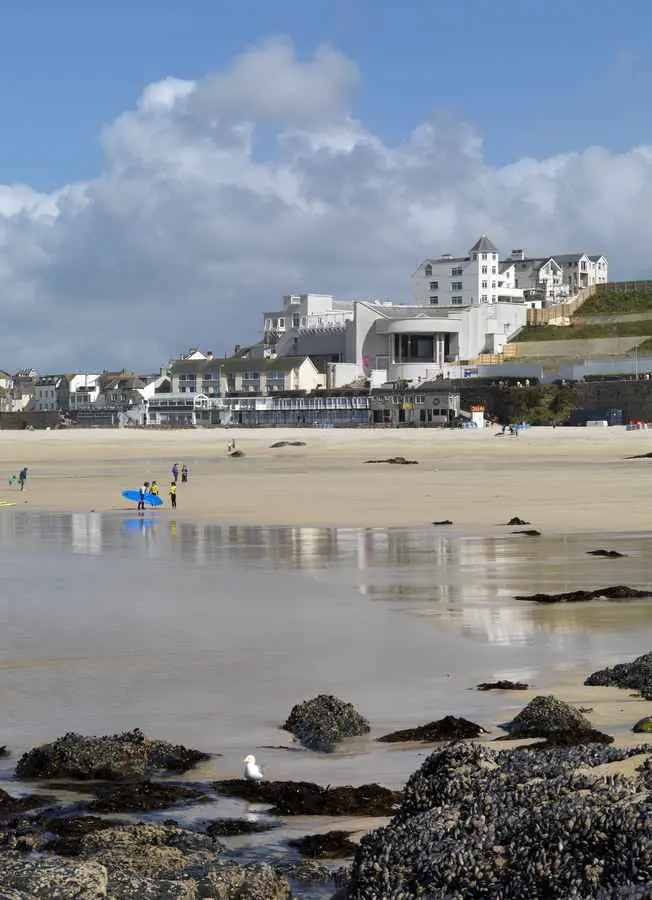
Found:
[1,0,652,368]
[1,0,650,191]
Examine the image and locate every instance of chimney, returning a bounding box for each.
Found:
[234,344,241,355]
[511,249,525,261]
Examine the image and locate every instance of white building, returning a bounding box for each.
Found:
[32,375,64,411]
[328,299,528,387]
[412,235,526,309]
[413,238,608,309]
[67,373,101,410]
[263,293,356,348]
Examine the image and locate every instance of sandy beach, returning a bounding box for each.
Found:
[1,425,651,531]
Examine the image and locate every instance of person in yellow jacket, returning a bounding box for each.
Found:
[150,480,160,497]
[169,481,177,509]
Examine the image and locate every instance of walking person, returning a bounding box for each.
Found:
[169,481,177,509]
[181,464,189,484]
[18,467,28,491]
[137,481,149,513]
[171,463,179,484]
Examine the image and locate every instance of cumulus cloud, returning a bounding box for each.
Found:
[1,36,651,370]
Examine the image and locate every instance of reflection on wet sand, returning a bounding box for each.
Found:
[1,512,651,650]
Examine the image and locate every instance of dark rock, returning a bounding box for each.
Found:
[0,853,109,899]
[276,858,333,884]
[270,441,306,448]
[587,548,627,558]
[477,680,529,691]
[0,788,53,822]
[632,716,652,734]
[585,650,652,700]
[346,742,652,898]
[516,585,651,604]
[532,728,614,748]
[83,780,208,813]
[377,715,486,743]
[0,746,8,758]
[213,779,399,816]
[72,822,222,879]
[204,817,278,837]
[432,519,453,525]
[364,456,418,465]
[501,695,591,738]
[504,516,530,525]
[282,694,370,752]
[288,830,357,859]
[624,452,652,459]
[15,728,210,780]
[511,529,541,536]
[40,815,130,857]
[229,449,245,457]
[198,861,291,899]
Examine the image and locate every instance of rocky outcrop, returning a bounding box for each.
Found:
[477,680,528,691]
[288,830,357,859]
[0,788,53,821]
[632,716,652,734]
[213,779,399,816]
[270,441,306,448]
[198,861,291,899]
[500,695,591,738]
[516,585,650,604]
[82,780,208,813]
[282,695,370,752]
[363,457,418,465]
[0,853,108,899]
[377,715,486,743]
[15,729,210,780]
[585,650,652,700]
[587,549,627,558]
[204,818,278,837]
[345,742,652,898]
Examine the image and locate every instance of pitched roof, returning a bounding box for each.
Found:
[551,253,587,264]
[170,356,313,376]
[469,234,498,254]
[499,261,514,273]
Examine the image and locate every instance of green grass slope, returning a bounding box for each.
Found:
[513,319,652,342]
[575,285,652,316]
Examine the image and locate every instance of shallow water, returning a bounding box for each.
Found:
[0,511,651,795]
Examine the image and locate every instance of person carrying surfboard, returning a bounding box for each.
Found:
[138,481,150,512]
[169,481,177,509]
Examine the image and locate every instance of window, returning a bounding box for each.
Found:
[481,294,488,302]
[481,280,488,289]
[492,267,497,275]
[429,296,439,305]
[278,318,285,328]
[292,314,300,328]
[481,265,488,275]
[481,253,487,260]
[451,281,463,290]
[452,296,463,305]
[451,267,463,276]
[424,264,432,276]
[429,281,439,290]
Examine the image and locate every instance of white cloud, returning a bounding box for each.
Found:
[1,36,651,370]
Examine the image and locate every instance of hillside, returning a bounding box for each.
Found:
[574,284,652,316]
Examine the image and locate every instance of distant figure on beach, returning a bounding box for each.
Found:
[171,463,179,483]
[18,467,28,491]
[137,481,150,512]
[150,480,160,497]
[169,481,177,509]
[181,464,189,483]
[8,474,17,488]
[227,439,236,454]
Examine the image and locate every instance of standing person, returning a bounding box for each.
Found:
[181,464,189,483]
[150,480,160,497]
[18,467,28,491]
[138,481,149,512]
[169,481,177,509]
[171,463,179,484]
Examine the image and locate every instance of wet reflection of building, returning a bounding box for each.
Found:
[72,513,102,555]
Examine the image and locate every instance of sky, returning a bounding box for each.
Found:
[1,0,652,370]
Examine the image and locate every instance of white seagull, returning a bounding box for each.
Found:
[243,754,264,782]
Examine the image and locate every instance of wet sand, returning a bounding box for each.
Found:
[0,425,651,531]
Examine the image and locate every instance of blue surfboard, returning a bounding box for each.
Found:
[121,489,163,507]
